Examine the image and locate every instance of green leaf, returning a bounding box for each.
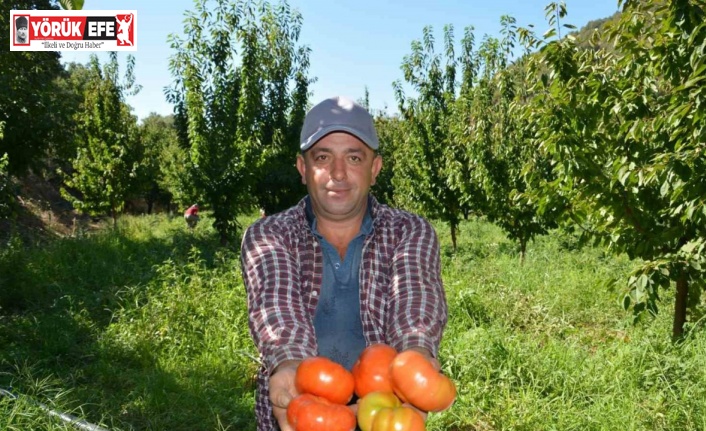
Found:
[544,28,557,39]
[660,180,670,197]
[58,0,84,9]
[677,76,706,91]
[637,274,649,289]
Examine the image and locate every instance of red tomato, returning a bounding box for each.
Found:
[390,350,456,412]
[286,393,356,431]
[356,391,401,431]
[370,406,425,431]
[295,356,355,405]
[352,344,398,398]
[286,393,315,424]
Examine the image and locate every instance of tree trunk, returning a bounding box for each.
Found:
[450,222,457,252]
[520,238,527,266]
[147,184,158,214]
[672,275,688,340]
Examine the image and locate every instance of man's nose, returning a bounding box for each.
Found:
[330,158,347,182]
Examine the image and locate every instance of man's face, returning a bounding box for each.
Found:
[17,26,28,41]
[296,132,382,223]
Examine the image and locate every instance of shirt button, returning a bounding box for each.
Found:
[334,263,340,269]
[312,291,318,297]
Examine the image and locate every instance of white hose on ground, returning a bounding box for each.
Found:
[0,387,110,431]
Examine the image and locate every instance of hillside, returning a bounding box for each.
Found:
[572,10,621,48]
[0,172,100,243]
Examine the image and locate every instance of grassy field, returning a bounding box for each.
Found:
[1,213,705,430]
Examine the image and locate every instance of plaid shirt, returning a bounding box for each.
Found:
[240,196,448,430]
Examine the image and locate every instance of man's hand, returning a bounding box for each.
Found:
[269,360,301,431]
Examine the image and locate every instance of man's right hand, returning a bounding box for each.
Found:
[269,360,301,431]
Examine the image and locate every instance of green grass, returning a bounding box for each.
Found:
[431,219,706,430]
[1,214,705,430]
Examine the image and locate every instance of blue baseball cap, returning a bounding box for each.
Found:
[300,96,379,152]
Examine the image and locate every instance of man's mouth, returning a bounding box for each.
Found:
[326,188,350,195]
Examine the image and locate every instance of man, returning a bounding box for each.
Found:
[240,96,448,430]
[15,16,29,45]
[184,204,199,229]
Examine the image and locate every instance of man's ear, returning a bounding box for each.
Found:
[296,153,307,185]
[370,154,383,186]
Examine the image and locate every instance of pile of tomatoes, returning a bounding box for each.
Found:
[286,344,456,431]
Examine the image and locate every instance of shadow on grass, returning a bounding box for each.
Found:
[0,225,223,316]
[0,227,256,430]
[74,339,257,431]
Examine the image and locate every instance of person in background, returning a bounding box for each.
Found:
[184,204,199,229]
[240,96,448,430]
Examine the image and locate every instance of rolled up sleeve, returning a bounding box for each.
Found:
[240,220,317,373]
[386,216,447,357]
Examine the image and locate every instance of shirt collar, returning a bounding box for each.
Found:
[305,195,374,238]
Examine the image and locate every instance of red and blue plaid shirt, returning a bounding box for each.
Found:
[240,196,448,430]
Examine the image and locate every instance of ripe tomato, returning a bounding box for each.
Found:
[286,393,356,431]
[352,344,398,398]
[390,350,456,412]
[356,391,401,431]
[370,406,425,431]
[295,356,355,405]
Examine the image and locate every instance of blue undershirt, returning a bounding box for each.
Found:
[306,197,372,371]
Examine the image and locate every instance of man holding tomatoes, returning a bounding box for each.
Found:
[241,96,448,430]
